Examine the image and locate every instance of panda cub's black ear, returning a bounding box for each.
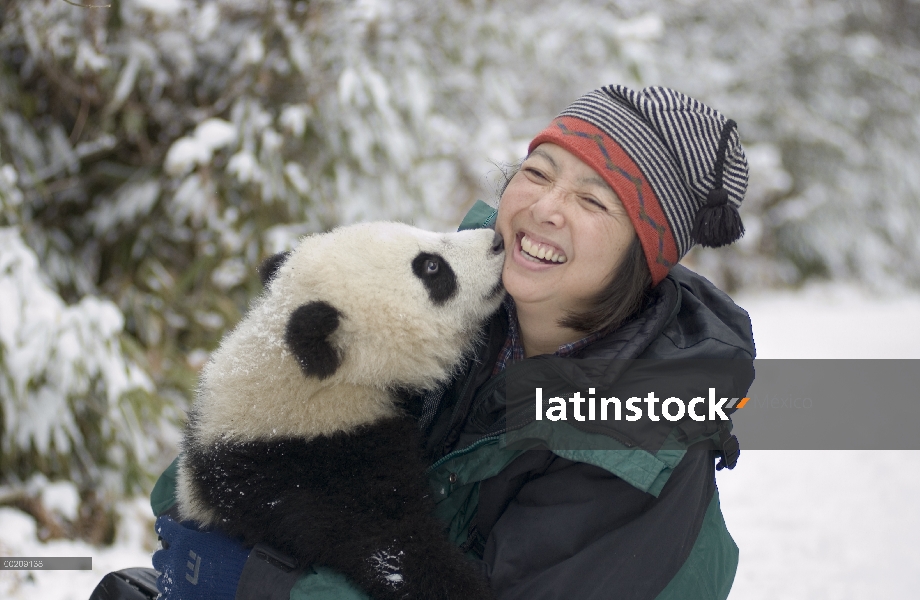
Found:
[258,251,292,288]
[285,301,343,380]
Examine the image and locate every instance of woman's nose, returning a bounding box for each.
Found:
[530,187,566,225]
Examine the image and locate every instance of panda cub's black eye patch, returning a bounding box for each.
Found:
[412,252,457,305]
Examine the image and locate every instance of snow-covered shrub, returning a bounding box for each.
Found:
[0,227,178,497]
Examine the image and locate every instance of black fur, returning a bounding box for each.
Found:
[411,252,457,305]
[258,252,292,288]
[185,417,493,600]
[284,301,342,380]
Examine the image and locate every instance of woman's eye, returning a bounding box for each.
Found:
[425,259,439,274]
[583,197,607,211]
[524,167,547,180]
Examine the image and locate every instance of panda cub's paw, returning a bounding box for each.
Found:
[359,538,494,600]
[367,547,406,590]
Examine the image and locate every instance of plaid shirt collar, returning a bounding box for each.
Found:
[492,296,606,375]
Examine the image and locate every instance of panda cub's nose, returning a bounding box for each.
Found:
[491,232,505,254]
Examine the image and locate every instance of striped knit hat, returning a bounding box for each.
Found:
[528,85,748,285]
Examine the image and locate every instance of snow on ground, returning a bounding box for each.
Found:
[1,282,919,599]
[719,450,920,600]
[0,498,154,600]
[734,283,920,359]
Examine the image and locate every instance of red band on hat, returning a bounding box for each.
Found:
[528,116,678,285]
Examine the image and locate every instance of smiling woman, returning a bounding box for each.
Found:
[437,85,754,600]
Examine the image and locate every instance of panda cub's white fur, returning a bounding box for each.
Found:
[176,222,503,600]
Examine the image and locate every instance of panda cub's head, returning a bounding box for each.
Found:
[189,222,505,444]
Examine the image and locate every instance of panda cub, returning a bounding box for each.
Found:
[176,222,504,600]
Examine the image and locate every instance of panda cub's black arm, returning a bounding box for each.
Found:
[185,416,493,600]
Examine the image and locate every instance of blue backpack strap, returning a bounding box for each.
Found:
[457,200,498,231]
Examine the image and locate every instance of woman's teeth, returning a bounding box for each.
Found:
[521,235,567,263]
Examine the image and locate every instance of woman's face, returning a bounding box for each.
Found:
[496,143,637,317]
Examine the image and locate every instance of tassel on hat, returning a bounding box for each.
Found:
[691,119,745,248]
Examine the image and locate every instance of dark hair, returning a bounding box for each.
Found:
[497,162,653,335]
[559,235,651,333]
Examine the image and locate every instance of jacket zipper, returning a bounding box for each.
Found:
[426,434,501,474]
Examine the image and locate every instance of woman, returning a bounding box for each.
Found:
[147,84,755,600]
